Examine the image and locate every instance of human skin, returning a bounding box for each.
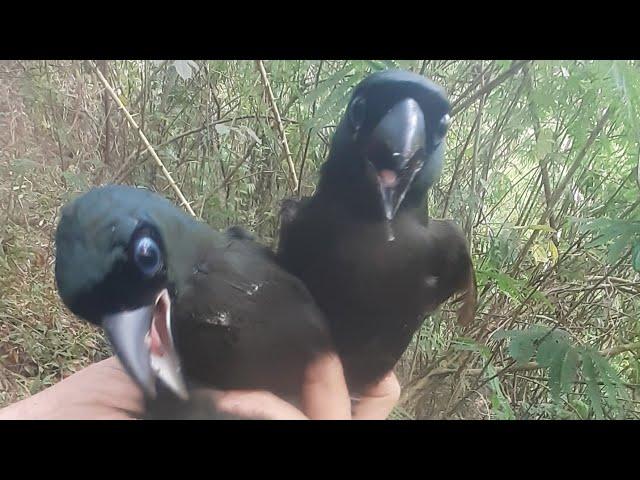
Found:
[0,354,401,420]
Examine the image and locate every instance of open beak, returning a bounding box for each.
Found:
[102,289,189,400]
[366,97,427,220]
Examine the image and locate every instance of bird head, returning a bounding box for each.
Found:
[55,185,191,401]
[324,69,451,220]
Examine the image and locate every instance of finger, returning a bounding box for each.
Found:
[352,371,401,420]
[0,357,145,420]
[301,352,351,420]
[90,357,146,417]
[212,390,309,420]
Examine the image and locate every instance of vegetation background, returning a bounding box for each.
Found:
[1,59,639,419]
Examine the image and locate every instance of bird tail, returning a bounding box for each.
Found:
[455,267,477,327]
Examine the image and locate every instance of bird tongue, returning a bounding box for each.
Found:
[377,170,398,221]
[149,306,167,357]
[147,289,189,400]
[378,169,398,188]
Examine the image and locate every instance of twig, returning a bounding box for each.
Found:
[91,61,196,217]
[418,342,640,384]
[298,60,324,197]
[511,106,615,273]
[111,114,297,183]
[451,60,530,117]
[255,60,299,192]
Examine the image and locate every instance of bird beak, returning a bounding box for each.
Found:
[366,97,427,220]
[102,289,189,401]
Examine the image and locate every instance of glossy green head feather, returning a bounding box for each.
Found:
[54,185,203,323]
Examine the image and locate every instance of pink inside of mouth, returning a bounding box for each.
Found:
[149,293,171,357]
[149,320,165,357]
[378,169,398,188]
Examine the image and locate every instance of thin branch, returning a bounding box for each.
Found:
[92,61,196,217]
[255,60,299,192]
[451,60,530,117]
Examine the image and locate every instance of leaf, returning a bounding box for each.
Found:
[548,343,569,402]
[303,66,355,106]
[491,329,518,341]
[477,269,523,300]
[607,233,631,265]
[62,170,88,191]
[632,242,640,272]
[173,60,196,81]
[536,331,570,368]
[452,338,491,356]
[11,158,40,176]
[561,348,580,394]
[571,398,590,419]
[531,242,548,264]
[534,128,554,160]
[308,79,356,129]
[548,241,559,264]
[239,126,262,145]
[509,334,537,364]
[366,60,389,71]
[580,218,640,239]
[582,353,604,419]
[214,124,231,136]
[512,224,557,233]
[590,350,624,415]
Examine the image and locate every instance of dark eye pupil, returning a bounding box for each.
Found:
[134,237,162,276]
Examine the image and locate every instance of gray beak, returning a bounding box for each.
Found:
[102,289,188,400]
[103,306,157,398]
[367,97,427,220]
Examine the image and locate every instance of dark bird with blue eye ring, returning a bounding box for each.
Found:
[277,70,477,394]
[55,185,333,418]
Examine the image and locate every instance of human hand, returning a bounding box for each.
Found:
[0,354,400,420]
[0,356,145,420]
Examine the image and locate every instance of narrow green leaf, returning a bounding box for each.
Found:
[491,329,518,341]
[548,343,569,402]
[509,334,537,364]
[582,353,604,419]
[590,350,623,415]
[307,80,355,129]
[561,348,580,394]
[606,233,630,265]
[303,66,355,105]
[512,224,557,233]
[537,333,569,368]
[173,60,195,81]
[632,242,640,272]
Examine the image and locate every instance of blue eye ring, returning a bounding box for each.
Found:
[133,236,163,277]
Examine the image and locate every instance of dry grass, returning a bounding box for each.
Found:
[0,61,109,408]
[0,60,483,416]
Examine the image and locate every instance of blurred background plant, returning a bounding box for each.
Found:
[1,59,639,419]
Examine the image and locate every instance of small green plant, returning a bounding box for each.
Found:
[493,326,628,419]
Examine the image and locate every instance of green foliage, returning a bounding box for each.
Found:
[573,216,640,269]
[3,59,640,419]
[495,326,629,418]
[452,338,515,419]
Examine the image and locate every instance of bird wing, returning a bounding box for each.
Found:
[423,218,477,327]
[172,233,332,395]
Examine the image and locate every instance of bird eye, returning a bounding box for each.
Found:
[350,96,366,129]
[133,236,163,277]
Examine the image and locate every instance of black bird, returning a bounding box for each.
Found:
[277,70,477,393]
[55,185,333,418]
